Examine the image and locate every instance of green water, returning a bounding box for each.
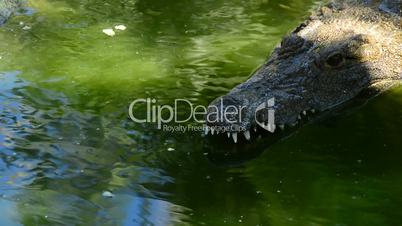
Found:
[1,0,402,225]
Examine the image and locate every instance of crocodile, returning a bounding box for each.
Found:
[205,0,402,144]
[0,0,21,26]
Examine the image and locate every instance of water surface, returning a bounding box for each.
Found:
[1,0,402,225]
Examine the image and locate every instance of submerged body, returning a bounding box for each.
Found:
[0,0,20,25]
[206,0,402,143]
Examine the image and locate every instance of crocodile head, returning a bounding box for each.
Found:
[205,1,402,143]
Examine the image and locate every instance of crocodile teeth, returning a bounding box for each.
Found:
[311,109,316,113]
[297,115,302,120]
[254,127,257,132]
[243,131,251,141]
[303,110,307,115]
[211,128,215,135]
[227,132,230,138]
[232,133,238,143]
[205,126,209,135]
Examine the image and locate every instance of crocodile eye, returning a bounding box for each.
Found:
[325,52,345,68]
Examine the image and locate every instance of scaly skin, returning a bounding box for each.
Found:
[0,0,21,25]
[206,0,402,143]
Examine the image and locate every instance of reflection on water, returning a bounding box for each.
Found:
[1,0,402,225]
